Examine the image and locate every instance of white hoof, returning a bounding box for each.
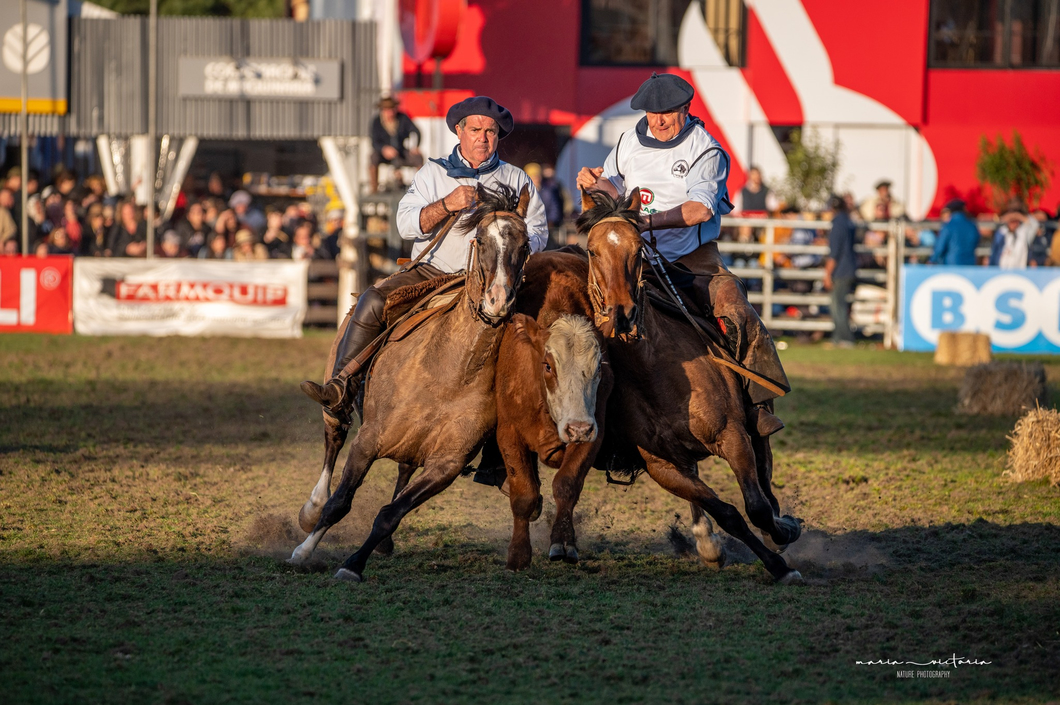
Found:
[287,547,310,565]
[778,570,804,586]
[334,568,363,582]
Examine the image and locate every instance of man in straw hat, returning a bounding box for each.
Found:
[369,96,424,193]
[576,72,789,436]
[301,96,548,418]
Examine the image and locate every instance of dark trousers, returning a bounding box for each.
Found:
[330,263,445,381]
[674,241,791,405]
[830,275,856,344]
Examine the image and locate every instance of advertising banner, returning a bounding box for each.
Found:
[74,259,309,338]
[0,255,73,334]
[901,265,1060,354]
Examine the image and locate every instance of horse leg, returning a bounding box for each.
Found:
[288,427,379,565]
[335,456,468,582]
[502,442,541,571]
[548,441,597,564]
[689,503,725,569]
[641,453,801,584]
[374,462,419,556]
[718,428,802,547]
[297,415,350,533]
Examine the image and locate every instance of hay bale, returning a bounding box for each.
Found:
[935,331,992,366]
[956,362,1047,416]
[1005,407,1060,486]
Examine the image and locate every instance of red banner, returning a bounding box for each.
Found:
[0,256,73,334]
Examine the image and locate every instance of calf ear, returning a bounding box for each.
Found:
[516,184,530,218]
[629,187,642,213]
[580,189,595,214]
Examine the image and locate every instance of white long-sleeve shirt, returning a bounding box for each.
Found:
[396,155,549,273]
[997,218,1040,270]
[601,119,732,261]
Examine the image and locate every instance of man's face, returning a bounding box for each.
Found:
[645,105,689,142]
[381,107,397,122]
[188,204,203,227]
[456,115,500,166]
[877,185,891,200]
[0,189,13,209]
[747,169,761,187]
[1004,215,1022,230]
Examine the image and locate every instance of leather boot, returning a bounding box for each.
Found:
[750,403,785,437]
[300,379,346,412]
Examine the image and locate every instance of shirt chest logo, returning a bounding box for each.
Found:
[639,189,655,207]
[671,160,689,178]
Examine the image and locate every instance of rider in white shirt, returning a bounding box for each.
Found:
[577,72,790,436]
[302,96,548,417]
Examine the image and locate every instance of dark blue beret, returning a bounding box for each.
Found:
[630,72,695,112]
[943,199,966,212]
[445,96,515,139]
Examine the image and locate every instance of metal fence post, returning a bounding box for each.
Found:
[763,223,775,327]
[884,220,899,349]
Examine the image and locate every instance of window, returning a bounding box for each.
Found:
[930,0,1060,68]
[580,0,745,67]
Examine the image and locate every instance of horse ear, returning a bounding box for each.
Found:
[516,184,530,218]
[629,187,642,213]
[510,313,539,343]
[580,189,595,214]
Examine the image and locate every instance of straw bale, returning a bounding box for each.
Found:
[935,331,991,366]
[956,362,1047,416]
[1005,407,1060,486]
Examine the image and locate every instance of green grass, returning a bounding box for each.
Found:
[1,335,1059,704]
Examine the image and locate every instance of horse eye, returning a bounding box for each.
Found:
[544,361,552,373]
[586,248,596,257]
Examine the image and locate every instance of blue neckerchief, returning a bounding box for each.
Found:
[634,115,703,149]
[429,145,501,178]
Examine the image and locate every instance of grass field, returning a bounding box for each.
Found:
[1,332,1059,704]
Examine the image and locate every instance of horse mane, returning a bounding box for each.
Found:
[575,190,641,234]
[456,183,525,235]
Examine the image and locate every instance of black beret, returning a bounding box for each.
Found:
[630,72,695,112]
[445,96,514,139]
[942,199,965,212]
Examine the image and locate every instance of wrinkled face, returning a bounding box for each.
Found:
[475,214,529,322]
[540,316,603,444]
[645,104,689,142]
[587,217,643,339]
[456,115,500,167]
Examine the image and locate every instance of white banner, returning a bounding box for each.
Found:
[74,259,309,338]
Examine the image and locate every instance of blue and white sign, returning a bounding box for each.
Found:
[901,265,1060,354]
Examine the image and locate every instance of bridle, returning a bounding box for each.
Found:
[463,210,530,326]
[586,216,644,339]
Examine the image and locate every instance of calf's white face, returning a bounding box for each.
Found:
[542,315,602,444]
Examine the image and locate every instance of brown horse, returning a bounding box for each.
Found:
[496,309,611,570]
[581,189,803,584]
[289,184,532,581]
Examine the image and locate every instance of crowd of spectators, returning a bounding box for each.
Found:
[0,166,346,261]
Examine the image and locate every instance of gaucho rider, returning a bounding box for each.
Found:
[301,96,549,416]
[576,72,790,436]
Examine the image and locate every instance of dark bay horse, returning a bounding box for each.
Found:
[580,189,803,584]
[289,184,532,581]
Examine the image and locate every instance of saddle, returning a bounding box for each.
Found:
[383,273,465,328]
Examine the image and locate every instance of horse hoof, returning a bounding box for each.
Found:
[778,515,803,545]
[778,570,804,586]
[334,568,363,582]
[287,546,310,566]
[563,545,579,564]
[548,543,565,562]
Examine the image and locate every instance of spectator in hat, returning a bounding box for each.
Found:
[859,179,905,222]
[232,228,268,261]
[318,207,344,259]
[158,229,187,258]
[990,199,1039,269]
[929,199,979,266]
[300,94,548,419]
[229,190,265,236]
[369,96,424,193]
[824,194,857,348]
[576,71,788,436]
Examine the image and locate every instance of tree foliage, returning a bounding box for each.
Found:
[773,128,841,212]
[90,0,285,17]
[975,131,1053,211]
